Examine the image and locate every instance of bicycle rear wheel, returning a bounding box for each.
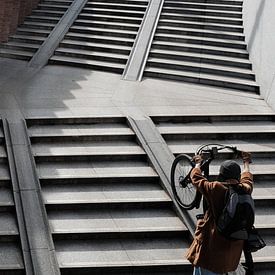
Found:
[171,154,200,210]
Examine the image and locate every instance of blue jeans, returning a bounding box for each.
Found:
[193,267,221,275]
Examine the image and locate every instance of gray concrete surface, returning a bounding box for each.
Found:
[243,0,275,110]
[0,57,273,120]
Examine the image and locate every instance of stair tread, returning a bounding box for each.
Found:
[75,19,140,27]
[32,144,145,156]
[43,181,169,204]
[82,7,145,15]
[145,67,258,86]
[0,243,24,269]
[10,34,46,41]
[17,27,51,34]
[164,1,242,8]
[1,41,40,49]
[167,140,275,155]
[66,32,135,42]
[0,48,34,56]
[55,47,129,59]
[159,18,243,30]
[161,12,243,22]
[0,187,14,206]
[0,213,19,236]
[51,55,126,69]
[79,13,143,21]
[155,32,246,44]
[152,40,248,54]
[61,39,132,50]
[157,25,244,38]
[49,208,186,233]
[70,25,137,35]
[148,57,253,74]
[37,163,158,179]
[87,2,148,8]
[157,121,275,134]
[28,124,134,137]
[55,238,190,268]
[150,48,250,65]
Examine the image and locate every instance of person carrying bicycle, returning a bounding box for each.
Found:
[186,151,253,275]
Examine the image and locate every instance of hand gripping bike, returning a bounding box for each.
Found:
[170,143,240,210]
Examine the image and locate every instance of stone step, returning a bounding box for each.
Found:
[81,8,144,18]
[32,142,145,158]
[38,3,70,11]
[0,212,19,237]
[22,21,56,30]
[9,35,46,44]
[85,2,148,11]
[28,123,134,138]
[166,139,275,156]
[162,6,242,18]
[149,49,252,69]
[0,42,38,53]
[154,33,246,49]
[0,48,33,61]
[49,55,124,73]
[92,0,148,4]
[78,13,142,24]
[160,13,243,25]
[147,57,254,80]
[72,21,139,31]
[65,32,134,46]
[55,237,190,270]
[0,242,25,272]
[54,48,128,64]
[31,9,64,17]
[60,39,131,55]
[42,179,170,205]
[16,28,51,38]
[152,41,249,59]
[157,121,275,136]
[0,187,14,207]
[26,15,61,24]
[158,19,243,33]
[157,25,245,41]
[69,26,137,39]
[163,1,242,12]
[48,208,186,236]
[43,0,73,4]
[166,0,242,6]
[144,67,259,93]
[37,161,158,180]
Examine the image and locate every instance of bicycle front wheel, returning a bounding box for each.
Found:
[170,154,199,210]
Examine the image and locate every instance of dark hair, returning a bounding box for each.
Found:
[218,160,241,181]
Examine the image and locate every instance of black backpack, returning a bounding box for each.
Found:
[216,185,255,240]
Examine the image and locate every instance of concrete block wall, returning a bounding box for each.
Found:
[0,0,41,42]
[243,0,275,109]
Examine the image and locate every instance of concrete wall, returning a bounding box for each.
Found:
[243,0,275,109]
[0,0,40,43]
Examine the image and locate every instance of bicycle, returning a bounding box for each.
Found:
[170,143,240,210]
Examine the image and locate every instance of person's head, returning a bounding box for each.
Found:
[218,160,241,181]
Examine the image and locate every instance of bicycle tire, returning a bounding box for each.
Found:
[171,154,200,210]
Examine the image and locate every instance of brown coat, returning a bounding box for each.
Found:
[186,168,253,273]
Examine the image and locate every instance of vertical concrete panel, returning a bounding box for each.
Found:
[243,0,275,109]
[10,0,21,33]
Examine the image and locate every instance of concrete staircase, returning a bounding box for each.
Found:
[26,116,192,274]
[0,122,25,275]
[0,0,73,61]
[144,0,259,93]
[151,114,275,274]
[50,0,149,73]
